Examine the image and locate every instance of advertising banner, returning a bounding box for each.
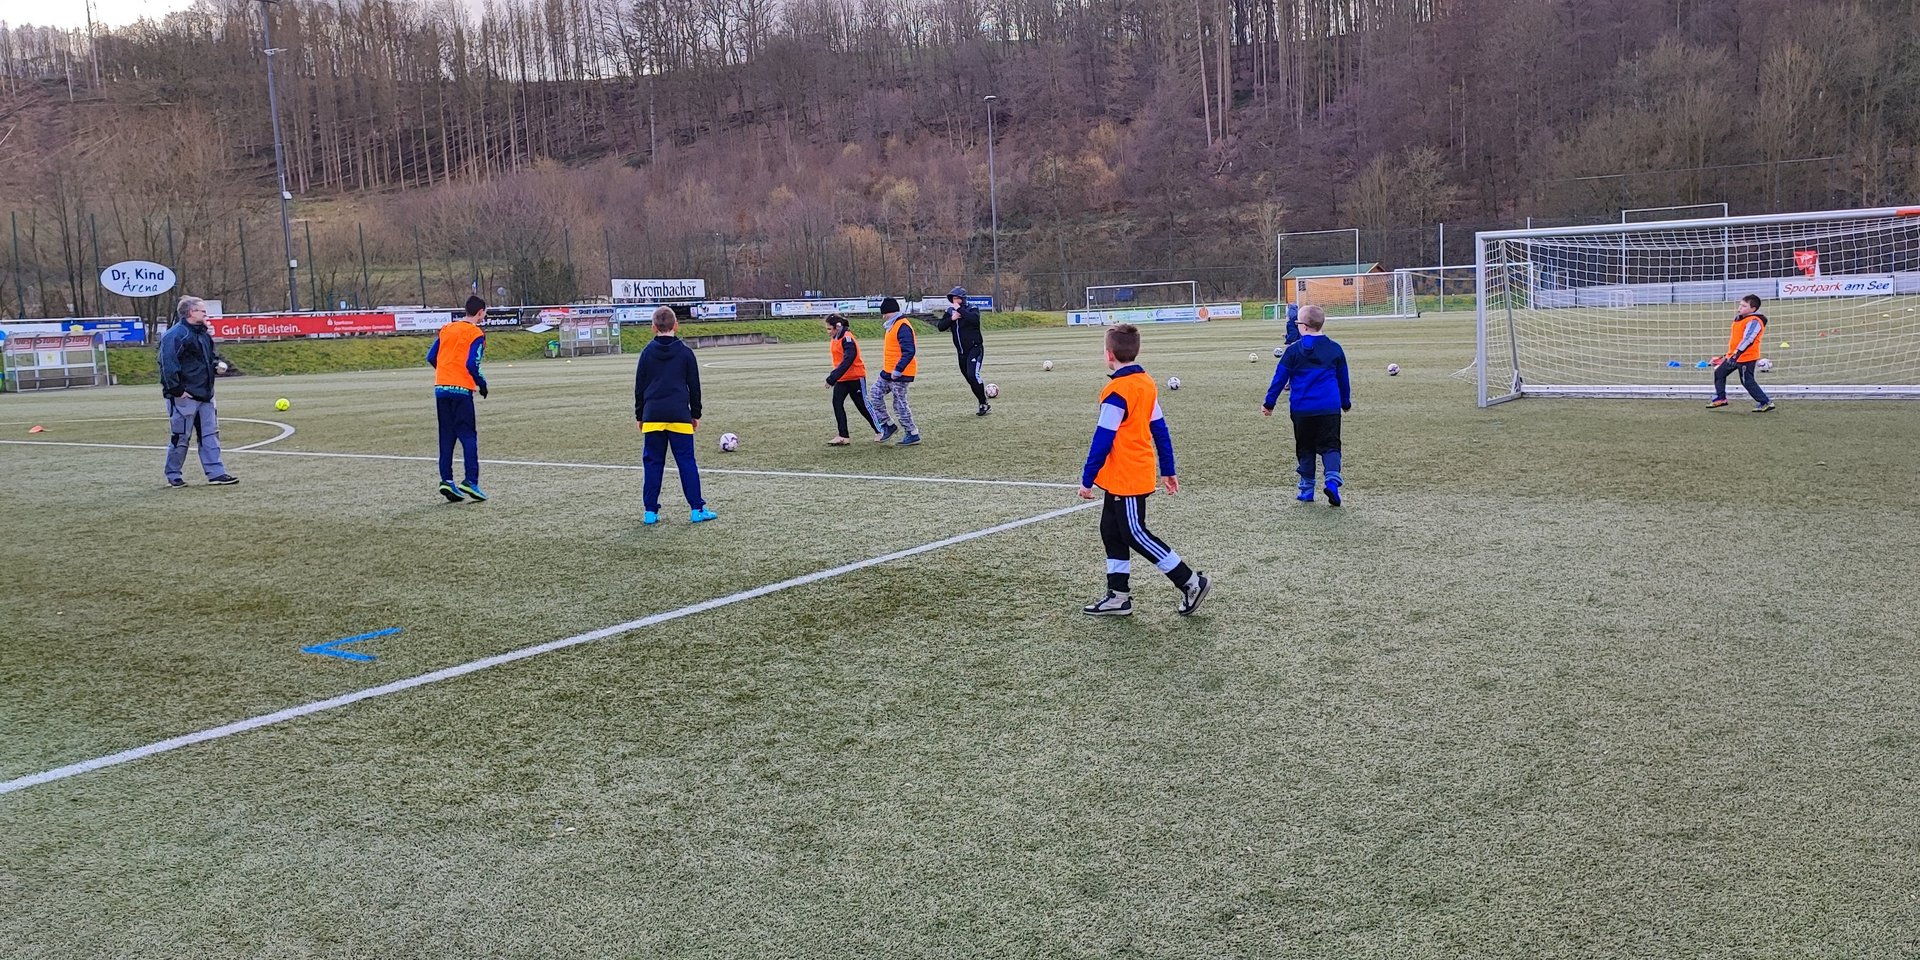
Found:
[209,313,397,339]
[1776,275,1894,298]
[691,302,738,320]
[613,279,706,300]
[480,308,524,328]
[1065,303,1242,326]
[393,310,456,331]
[770,298,882,317]
[65,318,148,344]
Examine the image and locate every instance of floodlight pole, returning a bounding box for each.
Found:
[984,95,1001,311]
[259,0,299,311]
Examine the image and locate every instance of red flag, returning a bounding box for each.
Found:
[1794,250,1819,277]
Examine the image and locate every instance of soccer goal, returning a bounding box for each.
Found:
[1085,281,1197,311]
[1472,206,1920,406]
[1276,228,1418,320]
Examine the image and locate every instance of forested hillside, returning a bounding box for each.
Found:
[1,0,1917,316]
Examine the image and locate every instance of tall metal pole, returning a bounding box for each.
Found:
[9,212,25,318]
[260,0,299,311]
[984,95,1001,311]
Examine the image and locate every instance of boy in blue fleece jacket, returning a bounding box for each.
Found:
[1262,304,1352,506]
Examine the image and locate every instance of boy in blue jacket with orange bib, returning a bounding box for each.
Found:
[1078,323,1211,617]
[427,295,490,502]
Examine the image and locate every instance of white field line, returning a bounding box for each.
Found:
[0,417,294,452]
[0,500,1098,798]
[0,440,1077,490]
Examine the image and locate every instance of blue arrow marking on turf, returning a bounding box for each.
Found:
[302,627,402,663]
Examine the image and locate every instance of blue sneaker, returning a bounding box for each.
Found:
[438,481,464,502]
[897,433,922,446]
[1324,479,1342,507]
[455,481,487,502]
[643,510,659,525]
[874,423,898,443]
[690,507,717,523]
[1296,486,1315,502]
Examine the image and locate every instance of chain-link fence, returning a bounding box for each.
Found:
[0,208,1641,320]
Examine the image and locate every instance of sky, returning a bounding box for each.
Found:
[2,0,212,31]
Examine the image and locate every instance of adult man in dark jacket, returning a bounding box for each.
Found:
[158,295,238,487]
[634,306,713,525]
[936,285,990,415]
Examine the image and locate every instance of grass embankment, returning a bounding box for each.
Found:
[106,311,1065,385]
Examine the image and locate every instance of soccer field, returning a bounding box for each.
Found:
[2,316,1917,958]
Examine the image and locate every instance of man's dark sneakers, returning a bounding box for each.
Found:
[977,403,991,416]
[1177,573,1212,616]
[207,475,239,485]
[1082,592,1133,616]
[875,423,898,443]
[167,478,186,488]
[439,481,464,502]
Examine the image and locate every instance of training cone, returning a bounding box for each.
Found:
[28,425,44,433]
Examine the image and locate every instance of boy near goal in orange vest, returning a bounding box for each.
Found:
[1077,323,1212,617]
[426,295,491,502]
[1708,294,1775,412]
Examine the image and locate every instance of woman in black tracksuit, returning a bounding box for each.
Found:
[824,314,880,445]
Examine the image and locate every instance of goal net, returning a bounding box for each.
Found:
[1473,206,1920,406]
[1086,281,1197,310]
[1277,228,1417,320]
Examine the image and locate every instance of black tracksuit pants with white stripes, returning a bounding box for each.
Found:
[1100,491,1195,595]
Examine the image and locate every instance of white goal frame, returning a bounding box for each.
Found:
[1085,280,1197,311]
[1474,205,1920,406]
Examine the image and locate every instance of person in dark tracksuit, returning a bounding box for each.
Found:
[426,295,490,502]
[635,306,715,525]
[159,295,239,488]
[823,314,879,445]
[1263,304,1352,506]
[937,285,991,415]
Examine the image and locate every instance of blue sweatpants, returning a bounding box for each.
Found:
[642,429,705,512]
[435,390,479,484]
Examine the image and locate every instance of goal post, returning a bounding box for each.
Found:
[1473,206,1920,406]
[1085,281,1197,310]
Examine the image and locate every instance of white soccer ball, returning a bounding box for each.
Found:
[718,432,740,452]
[1757,358,1773,373]
[1042,360,1054,371]
[1167,376,1181,390]
[1273,346,1285,358]
[984,383,999,398]
[1387,363,1400,376]
[1248,353,1259,362]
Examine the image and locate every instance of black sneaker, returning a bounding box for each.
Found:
[207,475,240,486]
[438,481,464,502]
[977,403,992,416]
[1177,573,1212,616]
[167,478,186,488]
[1082,592,1133,616]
